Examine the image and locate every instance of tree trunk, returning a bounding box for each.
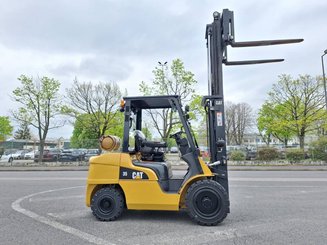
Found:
[284,138,288,147]
[299,135,305,149]
[38,139,45,163]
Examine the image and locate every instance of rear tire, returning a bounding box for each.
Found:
[91,187,124,221]
[185,179,229,226]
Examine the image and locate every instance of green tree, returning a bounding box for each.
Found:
[257,102,294,146]
[310,136,327,160]
[12,75,65,162]
[0,116,13,141]
[14,121,32,140]
[70,114,98,148]
[262,74,327,149]
[189,94,205,120]
[66,80,125,143]
[71,112,125,149]
[189,94,207,146]
[139,59,197,141]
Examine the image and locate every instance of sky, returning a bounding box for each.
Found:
[0,0,326,139]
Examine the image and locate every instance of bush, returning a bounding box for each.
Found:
[310,137,327,161]
[257,147,279,161]
[230,150,246,161]
[285,149,305,162]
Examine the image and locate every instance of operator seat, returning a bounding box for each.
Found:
[133,130,171,191]
[134,130,167,162]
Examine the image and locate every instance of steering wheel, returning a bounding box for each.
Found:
[169,130,183,139]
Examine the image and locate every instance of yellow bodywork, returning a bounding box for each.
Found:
[86,152,213,211]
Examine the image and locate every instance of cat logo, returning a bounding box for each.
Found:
[120,167,149,180]
[132,171,144,179]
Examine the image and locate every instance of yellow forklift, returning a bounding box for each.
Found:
[85,9,302,225]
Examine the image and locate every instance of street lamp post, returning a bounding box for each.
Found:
[321,49,327,110]
[158,61,168,83]
[158,61,168,70]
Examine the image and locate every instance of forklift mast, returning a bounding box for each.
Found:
[204,9,303,194]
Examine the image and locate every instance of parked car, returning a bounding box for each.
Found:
[72,149,86,161]
[84,149,101,161]
[60,149,73,162]
[24,151,35,160]
[246,148,257,160]
[227,145,257,160]
[170,146,179,153]
[60,149,85,162]
[12,149,31,159]
[0,151,14,163]
[11,150,23,160]
[34,148,61,162]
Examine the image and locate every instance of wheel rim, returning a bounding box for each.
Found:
[98,197,115,215]
[193,189,221,217]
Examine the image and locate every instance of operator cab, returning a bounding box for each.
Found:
[120,95,204,192]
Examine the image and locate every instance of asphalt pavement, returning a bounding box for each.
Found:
[1,170,327,244]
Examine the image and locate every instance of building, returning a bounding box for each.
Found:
[0,138,70,151]
[241,133,319,148]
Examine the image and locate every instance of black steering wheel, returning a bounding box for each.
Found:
[169,130,183,140]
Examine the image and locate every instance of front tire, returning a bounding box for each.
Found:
[91,187,124,221]
[185,179,229,226]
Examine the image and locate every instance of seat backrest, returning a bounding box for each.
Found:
[134,130,146,152]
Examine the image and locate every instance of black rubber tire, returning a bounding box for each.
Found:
[91,187,124,221]
[185,179,229,226]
